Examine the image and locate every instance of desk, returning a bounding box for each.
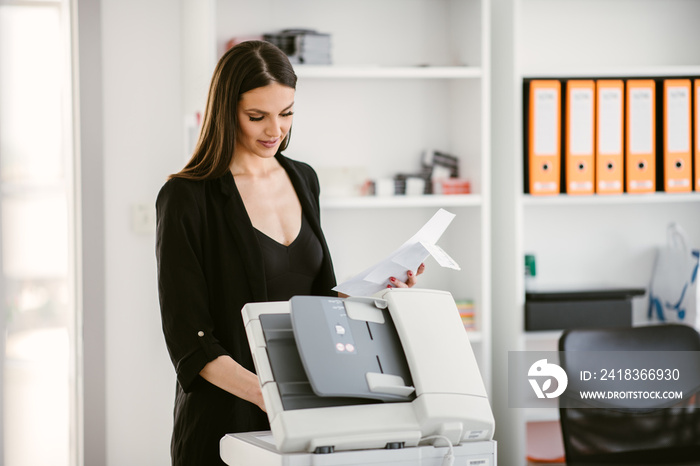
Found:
[221,431,497,466]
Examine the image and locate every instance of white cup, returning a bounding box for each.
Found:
[406,177,426,196]
[375,178,395,196]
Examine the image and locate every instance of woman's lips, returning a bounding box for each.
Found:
[259,138,279,149]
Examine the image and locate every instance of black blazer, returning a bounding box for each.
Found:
[156,153,336,465]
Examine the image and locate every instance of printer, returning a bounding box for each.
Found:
[223,288,495,464]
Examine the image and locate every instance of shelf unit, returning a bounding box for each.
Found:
[321,194,482,209]
[492,0,700,464]
[294,65,483,79]
[523,192,700,206]
[181,0,492,391]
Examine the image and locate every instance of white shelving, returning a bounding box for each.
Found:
[321,194,482,209]
[182,0,492,392]
[493,1,700,464]
[521,65,700,80]
[522,192,700,206]
[294,65,483,80]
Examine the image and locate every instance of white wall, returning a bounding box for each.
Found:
[101,0,182,464]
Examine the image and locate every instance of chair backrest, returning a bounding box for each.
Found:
[558,324,700,465]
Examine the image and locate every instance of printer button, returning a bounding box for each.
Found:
[334,325,346,335]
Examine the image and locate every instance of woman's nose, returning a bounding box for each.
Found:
[265,117,282,137]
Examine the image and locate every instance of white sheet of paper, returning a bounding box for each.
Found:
[421,241,461,270]
[333,209,460,296]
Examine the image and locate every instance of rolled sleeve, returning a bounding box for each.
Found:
[175,330,229,392]
[156,179,230,392]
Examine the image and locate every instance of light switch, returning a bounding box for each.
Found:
[131,203,156,234]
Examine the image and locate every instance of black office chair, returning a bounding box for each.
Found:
[558,324,700,466]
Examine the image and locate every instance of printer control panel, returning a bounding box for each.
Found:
[322,299,357,354]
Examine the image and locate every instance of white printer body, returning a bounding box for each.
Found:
[240,288,495,454]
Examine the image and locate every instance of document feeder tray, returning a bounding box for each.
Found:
[260,296,414,410]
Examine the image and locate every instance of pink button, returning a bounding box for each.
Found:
[336,343,345,352]
[345,344,355,352]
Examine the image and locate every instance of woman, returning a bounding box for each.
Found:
[156,40,423,465]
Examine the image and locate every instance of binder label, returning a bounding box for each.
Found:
[599,180,621,191]
[667,86,690,153]
[668,178,690,188]
[598,88,623,155]
[570,181,593,191]
[630,180,653,190]
[629,88,653,154]
[570,88,594,156]
[534,181,557,192]
[534,88,558,156]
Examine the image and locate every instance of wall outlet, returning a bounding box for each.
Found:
[131,203,156,234]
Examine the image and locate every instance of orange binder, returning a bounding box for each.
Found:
[595,80,624,194]
[662,79,692,192]
[625,80,656,193]
[528,80,561,195]
[565,80,595,195]
[695,79,700,191]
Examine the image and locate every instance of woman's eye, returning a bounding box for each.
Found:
[248,115,264,122]
[281,111,294,117]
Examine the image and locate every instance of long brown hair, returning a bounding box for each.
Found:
[171,41,297,180]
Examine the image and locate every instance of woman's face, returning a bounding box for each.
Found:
[235,82,295,161]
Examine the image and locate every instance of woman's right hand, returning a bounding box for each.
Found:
[388,262,426,288]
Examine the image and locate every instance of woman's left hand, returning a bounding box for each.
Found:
[388,263,426,288]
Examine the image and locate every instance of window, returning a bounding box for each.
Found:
[0,1,79,464]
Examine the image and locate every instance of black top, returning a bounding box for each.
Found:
[155,153,337,466]
[254,213,324,302]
